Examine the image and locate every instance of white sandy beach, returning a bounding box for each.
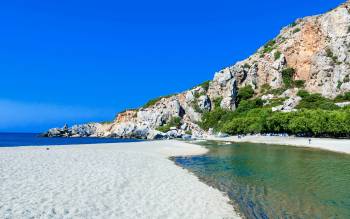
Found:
[0,140,239,219]
[206,135,350,154]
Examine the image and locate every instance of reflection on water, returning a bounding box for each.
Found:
[174,141,350,219]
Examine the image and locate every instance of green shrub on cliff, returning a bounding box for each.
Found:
[281,68,295,88]
[274,51,282,60]
[294,80,305,88]
[335,92,350,102]
[237,85,254,103]
[236,99,264,113]
[156,117,182,133]
[262,40,276,54]
[200,108,233,131]
[143,94,175,108]
[296,93,338,110]
[297,89,310,98]
[199,80,211,91]
[212,97,223,108]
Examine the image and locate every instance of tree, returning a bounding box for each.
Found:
[237,85,254,103]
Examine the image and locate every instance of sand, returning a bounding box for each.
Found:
[0,140,239,219]
[206,135,350,154]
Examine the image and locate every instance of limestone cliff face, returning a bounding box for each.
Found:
[44,1,350,139]
[45,85,210,139]
[210,1,350,110]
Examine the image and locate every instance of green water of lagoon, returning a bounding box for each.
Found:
[173,141,350,219]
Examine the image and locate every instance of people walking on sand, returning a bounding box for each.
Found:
[308,138,312,145]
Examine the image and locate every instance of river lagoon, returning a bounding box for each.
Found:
[174,141,350,218]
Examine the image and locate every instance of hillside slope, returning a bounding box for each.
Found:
[44,1,350,139]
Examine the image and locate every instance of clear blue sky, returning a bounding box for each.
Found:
[0,0,344,132]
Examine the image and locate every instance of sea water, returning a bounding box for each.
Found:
[0,133,141,147]
[174,141,350,219]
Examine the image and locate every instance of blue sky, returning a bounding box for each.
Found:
[0,0,344,132]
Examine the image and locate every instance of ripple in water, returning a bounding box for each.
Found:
[174,141,350,219]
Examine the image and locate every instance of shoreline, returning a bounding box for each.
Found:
[0,140,240,219]
[205,135,350,155]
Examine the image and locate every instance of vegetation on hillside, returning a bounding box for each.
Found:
[296,91,339,110]
[261,40,276,56]
[198,80,211,92]
[335,92,350,102]
[237,85,254,103]
[281,68,296,88]
[200,90,350,138]
[156,117,182,133]
[143,94,175,108]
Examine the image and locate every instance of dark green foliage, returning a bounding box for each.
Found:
[281,67,307,88]
[237,85,254,103]
[221,108,271,135]
[221,108,350,137]
[296,93,339,110]
[222,109,270,134]
[288,110,350,137]
[337,81,343,89]
[199,108,235,131]
[156,117,182,133]
[199,92,350,137]
[193,92,201,99]
[269,88,286,95]
[144,97,163,108]
[156,126,171,133]
[278,37,286,44]
[290,22,297,27]
[236,99,264,113]
[100,120,113,125]
[193,103,204,113]
[281,68,295,88]
[326,48,334,58]
[262,40,276,54]
[260,84,272,94]
[274,51,282,60]
[168,117,181,127]
[143,94,174,108]
[265,112,294,133]
[294,80,305,88]
[199,97,265,132]
[266,109,350,137]
[212,97,223,108]
[265,40,276,48]
[265,98,287,107]
[326,48,340,64]
[198,80,211,91]
[243,63,251,69]
[297,89,310,98]
[293,28,301,34]
[335,92,350,102]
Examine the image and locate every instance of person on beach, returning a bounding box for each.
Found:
[308,139,311,144]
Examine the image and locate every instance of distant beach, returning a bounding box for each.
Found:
[206,135,350,154]
[0,140,239,219]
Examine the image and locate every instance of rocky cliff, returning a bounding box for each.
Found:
[44,1,350,139]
